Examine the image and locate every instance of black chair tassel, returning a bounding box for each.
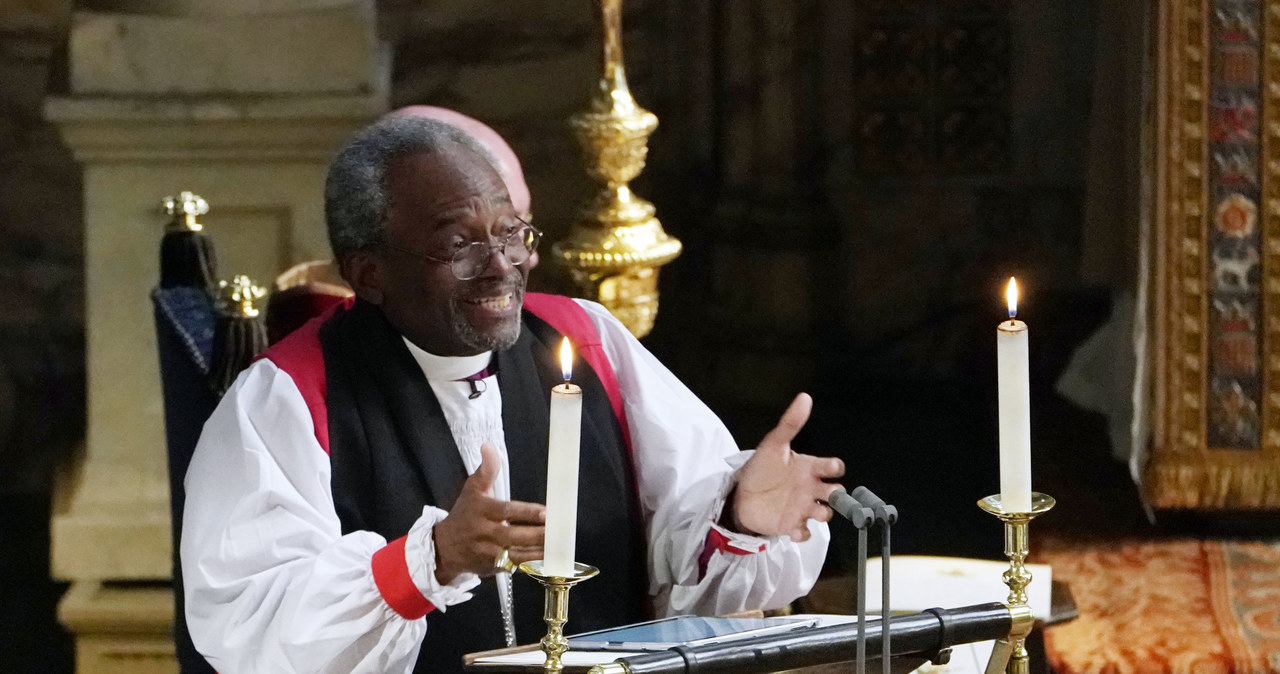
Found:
[211,275,268,396]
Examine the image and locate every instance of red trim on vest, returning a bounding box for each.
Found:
[522,293,634,459]
[709,527,762,556]
[371,535,436,620]
[263,294,630,458]
[697,527,764,580]
[259,297,353,454]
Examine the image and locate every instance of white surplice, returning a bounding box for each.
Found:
[181,299,829,673]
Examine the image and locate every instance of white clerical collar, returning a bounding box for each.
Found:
[401,337,493,382]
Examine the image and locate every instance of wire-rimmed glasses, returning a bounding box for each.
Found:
[381,217,541,281]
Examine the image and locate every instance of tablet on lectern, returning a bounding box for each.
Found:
[566,615,818,652]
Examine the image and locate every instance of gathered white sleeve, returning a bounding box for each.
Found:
[181,360,477,674]
[576,300,829,617]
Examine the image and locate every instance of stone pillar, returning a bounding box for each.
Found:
[45,2,386,671]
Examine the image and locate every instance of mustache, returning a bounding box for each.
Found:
[454,272,525,300]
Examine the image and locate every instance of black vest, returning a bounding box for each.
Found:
[320,300,647,673]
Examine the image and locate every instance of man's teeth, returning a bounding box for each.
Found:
[469,294,512,310]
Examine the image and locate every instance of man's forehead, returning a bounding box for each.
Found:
[430,195,513,225]
[386,148,513,233]
[389,148,511,202]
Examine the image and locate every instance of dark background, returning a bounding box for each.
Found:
[0,0,1149,669]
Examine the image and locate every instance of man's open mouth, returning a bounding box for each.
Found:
[463,293,514,312]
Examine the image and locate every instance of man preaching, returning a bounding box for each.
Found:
[180,114,846,674]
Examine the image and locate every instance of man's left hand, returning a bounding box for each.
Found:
[731,392,845,541]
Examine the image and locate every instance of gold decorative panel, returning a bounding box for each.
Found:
[1147,0,1280,509]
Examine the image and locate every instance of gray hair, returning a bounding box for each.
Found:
[324,115,499,259]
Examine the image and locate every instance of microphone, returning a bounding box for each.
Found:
[851,486,897,674]
[852,486,898,524]
[828,488,874,528]
[827,488,874,674]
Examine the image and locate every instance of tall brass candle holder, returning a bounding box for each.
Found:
[554,0,682,338]
[977,492,1054,674]
[519,560,600,674]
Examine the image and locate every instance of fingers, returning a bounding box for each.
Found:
[814,481,845,505]
[807,500,834,523]
[479,543,544,576]
[498,523,545,549]
[508,546,544,566]
[812,456,845,480]
[472,500,545,544]
[496,500,547,526]
[758,392,813,452]
[468,442,502,495]
[476,498,545,528]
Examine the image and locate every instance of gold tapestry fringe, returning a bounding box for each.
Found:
[1145,461,1280,509]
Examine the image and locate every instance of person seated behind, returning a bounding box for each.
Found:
[180,114,846,673]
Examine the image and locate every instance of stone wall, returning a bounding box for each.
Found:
[0,1,81,495]
[1,5,80,671]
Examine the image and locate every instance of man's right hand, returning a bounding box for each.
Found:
[433,443,546,585]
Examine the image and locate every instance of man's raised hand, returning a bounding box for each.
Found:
[433,443,546,584]
[731,393,846,541]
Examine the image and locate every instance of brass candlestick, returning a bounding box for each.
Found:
[978,492,1054,674]
[519,560,600,674]
[555,0,682,338]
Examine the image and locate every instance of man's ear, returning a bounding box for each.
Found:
[340,250,385,305]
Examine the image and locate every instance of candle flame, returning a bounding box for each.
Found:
[560,337,573,382]
[1006,277,1019,320]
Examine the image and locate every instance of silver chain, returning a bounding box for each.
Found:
[499,572,517,647]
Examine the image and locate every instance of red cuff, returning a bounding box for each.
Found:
[372,536,436,620]
[697,527,766,580]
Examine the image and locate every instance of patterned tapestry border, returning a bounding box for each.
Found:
[1206,0,1264,450]
[1147,0,1280,511]
[1041,538,1280,674]
[1219,540,1280,662]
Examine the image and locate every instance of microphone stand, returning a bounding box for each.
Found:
[853,487,900,674]
[828,489,875,674]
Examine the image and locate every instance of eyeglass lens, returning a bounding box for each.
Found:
[451,224,540,280]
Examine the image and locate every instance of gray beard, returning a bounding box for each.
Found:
[449,285,524,352]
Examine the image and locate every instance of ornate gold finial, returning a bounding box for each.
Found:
[162,191,210,232]
[554,0,682,338]
[217,275,267,318]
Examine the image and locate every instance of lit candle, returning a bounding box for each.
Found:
[544,338,583,576]
[997,278,1032,513]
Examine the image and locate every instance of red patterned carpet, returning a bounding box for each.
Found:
[1038,538,1280,674]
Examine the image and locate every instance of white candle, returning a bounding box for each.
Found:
[997,278,1032,513]
[544,338,583,576]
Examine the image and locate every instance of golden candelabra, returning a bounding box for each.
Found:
[978,492,1055,674]
[554,0,682,338]
[519,560,600,674]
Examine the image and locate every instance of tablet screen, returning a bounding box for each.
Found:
[568,616,813,649]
